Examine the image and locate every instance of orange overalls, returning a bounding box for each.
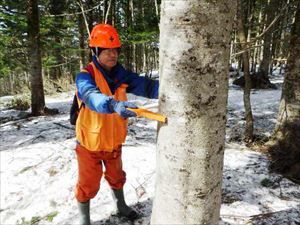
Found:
[75,62,129,203]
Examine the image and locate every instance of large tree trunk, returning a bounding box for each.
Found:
[150,1,235,224]
[237,0,254,142]
[267,1,300,183]
[27,0,45,116]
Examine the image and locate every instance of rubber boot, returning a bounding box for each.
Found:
[77,201,91,225]
[111,188,139,220]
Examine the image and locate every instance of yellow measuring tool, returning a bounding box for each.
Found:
[127,108,167,123]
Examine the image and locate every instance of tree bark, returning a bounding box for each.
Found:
[237,0,254,142]
[150,1,235,224]
[27,0,45,116]
[268,1,300,182]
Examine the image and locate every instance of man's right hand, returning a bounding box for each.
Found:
[109,99,138,118]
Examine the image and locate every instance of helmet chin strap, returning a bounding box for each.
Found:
[91,47,100,61]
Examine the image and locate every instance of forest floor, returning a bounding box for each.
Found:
[0,72,299,225]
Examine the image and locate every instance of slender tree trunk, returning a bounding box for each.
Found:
[78,13,86,69]
[150,1,235,224]
[104,0,112,24]
[154,0,159,18]
[133,43,136,72]
[247,0,255,74]
[142,43,146,72]
[253,8,263,73]
[237,0,254,142]
[130,0,134,71]
[27,0,45,116]
[77,0,92,62]
[49,0,65,80]
[86,0,94,31]
[259,0,276,80]
[246,6,255,74]
[123,0,134,70]
[129,0,134,24]
[111,0,115,26]
[257,2,266,73]
[267,1,300,182]
[9,73,14,93]
[271,0,285,66]
[237,54,242,73]
[230,37,234,67]
[102,0,107,22]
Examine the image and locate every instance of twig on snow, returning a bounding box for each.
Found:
[53,122,74,130]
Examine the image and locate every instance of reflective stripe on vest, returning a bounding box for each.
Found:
[76,62,128,152]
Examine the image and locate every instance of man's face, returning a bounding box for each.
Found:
[98,48,119,70]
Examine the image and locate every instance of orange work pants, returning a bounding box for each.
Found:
[75,144,126,203]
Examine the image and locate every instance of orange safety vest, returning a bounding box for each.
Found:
[76,62,128,152]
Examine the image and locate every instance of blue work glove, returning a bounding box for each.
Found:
[109,98,138,118]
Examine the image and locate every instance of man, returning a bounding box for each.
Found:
[75,24,158,225]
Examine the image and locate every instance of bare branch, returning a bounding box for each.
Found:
[76,0,91,39]
[233,2,295,45]
[45,2,101,18]
[231,44,264,58]
[104,0,112,24]
[44,58,79,68]
[254,3,290,41]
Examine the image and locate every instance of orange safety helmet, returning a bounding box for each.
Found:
[89,24,121,48]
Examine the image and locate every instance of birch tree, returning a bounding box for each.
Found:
[151,1,236,224]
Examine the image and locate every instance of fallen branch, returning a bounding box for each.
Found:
[14,135,45,146]
[0,116,32,127]
[18,152,55,174]
[53,122,74,130]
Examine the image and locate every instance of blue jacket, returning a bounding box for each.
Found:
[76,56,159,113]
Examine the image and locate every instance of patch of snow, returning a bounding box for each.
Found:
[1,74,299,225]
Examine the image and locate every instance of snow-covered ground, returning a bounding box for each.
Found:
[0,73,299,225]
